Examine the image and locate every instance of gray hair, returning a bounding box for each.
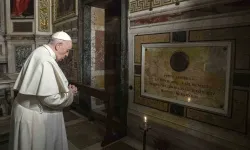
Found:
[48,38,65,45]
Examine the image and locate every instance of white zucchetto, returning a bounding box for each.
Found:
[52,31,72,41]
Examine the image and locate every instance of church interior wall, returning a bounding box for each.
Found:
[3,0,52,74]
[54,18,80,83]
[0,0,52,117]
[127,0,250,149]
[7,41,35,73]
[51,0,105,110]
[0,0,7,72]
[52,0,81,106]
[52,0,106,113]
[90,7,105,110]
[52,0,80,84]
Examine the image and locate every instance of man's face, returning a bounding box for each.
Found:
[55,41,72,61]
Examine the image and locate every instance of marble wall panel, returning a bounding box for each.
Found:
[92,7,105,27]
[134,76,169,112]
[186,90,247,133]
[90,7,105,108]
[132,25,250,134]
[15,45,32,72]
[0,0,4,34]
[134,33,170,63]
[189,26,250,70]
[95,30,104,70]
[0,43,6,64]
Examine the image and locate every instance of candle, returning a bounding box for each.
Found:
[144,116,147,123]
[144,116,148,129]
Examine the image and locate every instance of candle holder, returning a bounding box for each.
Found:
[139,123,152,150]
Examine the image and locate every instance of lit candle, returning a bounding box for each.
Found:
[144,116,148,129]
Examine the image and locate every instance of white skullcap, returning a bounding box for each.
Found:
[52,31,72,41]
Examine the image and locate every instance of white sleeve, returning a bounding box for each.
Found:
[38,90,74,109]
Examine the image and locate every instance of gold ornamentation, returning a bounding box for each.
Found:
[130,0,186,13]
[38,0,50,32]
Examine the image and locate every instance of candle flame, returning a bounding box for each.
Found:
[188,97,191,102]
[144,116,147,123]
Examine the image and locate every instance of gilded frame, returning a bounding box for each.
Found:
[53,0,78,23]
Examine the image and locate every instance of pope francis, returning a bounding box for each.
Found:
[8,31,78,150]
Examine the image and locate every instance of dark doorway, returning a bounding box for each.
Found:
[78,0,128,146]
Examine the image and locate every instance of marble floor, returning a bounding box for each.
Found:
[0,110,153,150]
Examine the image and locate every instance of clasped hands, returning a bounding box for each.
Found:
[68,84,78,96]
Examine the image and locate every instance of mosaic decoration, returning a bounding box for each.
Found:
[38,0,50,32]
[53,0,78,23]
[15,45,32,72]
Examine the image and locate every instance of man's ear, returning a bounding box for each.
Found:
[55,44,59,51]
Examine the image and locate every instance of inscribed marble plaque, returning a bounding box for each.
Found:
[141,42,232,114]
[134,33,170,63]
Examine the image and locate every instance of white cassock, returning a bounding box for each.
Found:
[8,45,74,150]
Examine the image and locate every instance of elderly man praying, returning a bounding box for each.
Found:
[8,31,78,150]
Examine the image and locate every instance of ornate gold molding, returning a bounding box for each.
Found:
[38,0,50,32]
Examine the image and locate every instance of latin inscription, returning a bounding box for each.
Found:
[141,43,231,114]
